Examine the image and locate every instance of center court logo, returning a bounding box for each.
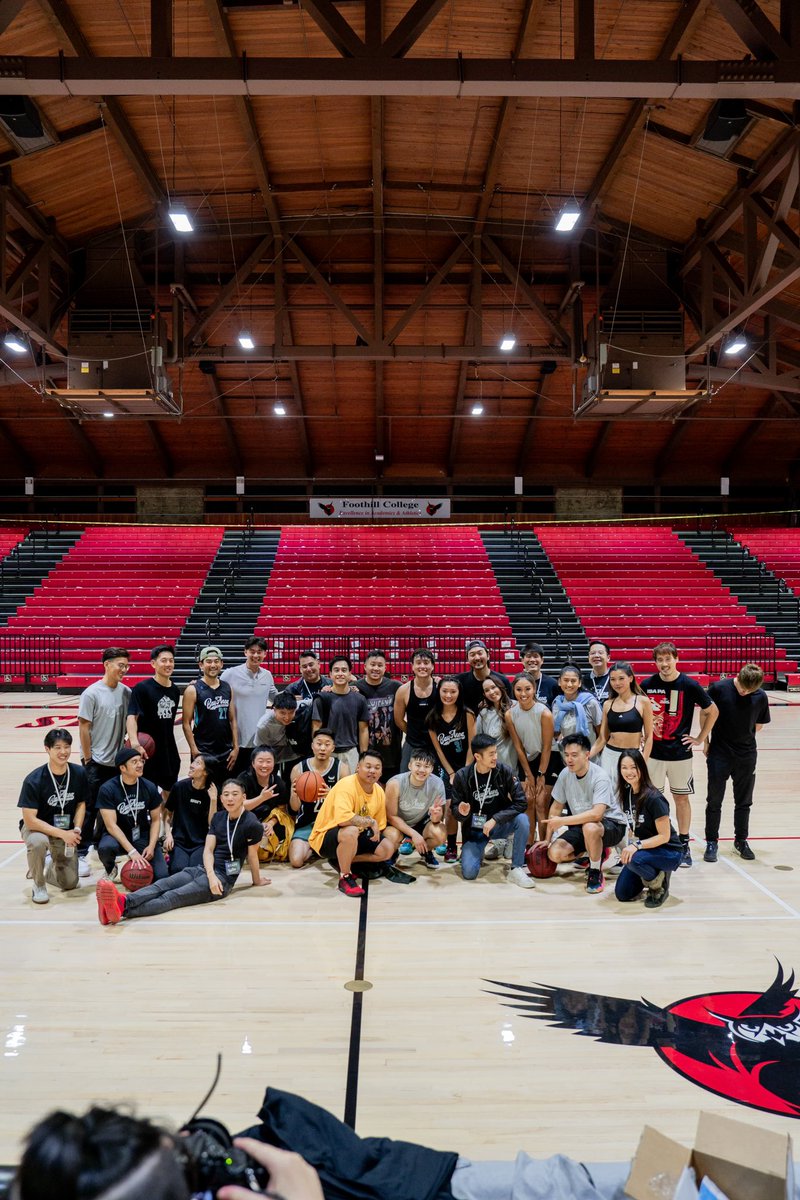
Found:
[486,962,800,1118]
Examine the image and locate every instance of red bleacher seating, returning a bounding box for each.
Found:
[5,526,224,688]
[730,527,800,597]
[0,526,29,559]
[535,524,798,681]
[257,526,518,676]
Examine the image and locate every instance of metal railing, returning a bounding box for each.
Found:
[193,633,520,683]
[704,633,777,682]
[0,634,61,684]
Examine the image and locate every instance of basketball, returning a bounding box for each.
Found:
[525,843,558,879]
[135,733,156,757]
[120,859,154,891]
[295,770,325,804]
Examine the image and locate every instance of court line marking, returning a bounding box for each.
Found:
[0,848,26,869]
[689,826,800,916]
[343,880,369,1129]
[0,911,796,930]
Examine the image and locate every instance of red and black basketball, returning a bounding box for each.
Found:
[525,843,558,879]
[126,732,155,758]
[120,859,154,891]
[294,770,325,804]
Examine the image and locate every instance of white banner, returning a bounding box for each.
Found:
[310,497,451,520]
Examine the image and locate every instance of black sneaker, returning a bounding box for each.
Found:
[382,863,417,884]
[734,839,755,861]
[644,872,671,908]
[703,840,718,863]
[679,843,693,868]
[423,850,439,869]
[586,868,604,894]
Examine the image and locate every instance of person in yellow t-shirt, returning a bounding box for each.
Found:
[310,750,414,896]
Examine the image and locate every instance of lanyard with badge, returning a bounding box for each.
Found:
[121,778,142,841]
[48,765,74,854]
[472,766,493,830]
[591,672,610,699]
[226,811,243,876]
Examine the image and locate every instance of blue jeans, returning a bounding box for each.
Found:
[615,846,682,901]
[460,814,529,879]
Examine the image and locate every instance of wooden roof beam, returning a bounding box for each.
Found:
[187,232,273,346]
[515,365,553,475]
[273,249,312,477]
[298,0,364,57]
[482,234,571,349]
[382,0,449,58]
[37,0,166,208]
[447,245,482,476]
[584,420,612,479]
[203,366,244,475]
[384,241,469,344]
[0,0,24,33]
[583,0,707,212]
[712,0,792,60]
[286,241,373,344]
[199,341,572,362]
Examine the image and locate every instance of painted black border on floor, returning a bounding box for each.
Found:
[343,878,370,1129]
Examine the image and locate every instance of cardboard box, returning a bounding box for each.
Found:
[626,1112,794,1200]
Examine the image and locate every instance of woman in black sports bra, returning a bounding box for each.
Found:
[591,661,653,780]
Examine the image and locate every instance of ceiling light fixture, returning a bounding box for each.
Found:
[723,331,748,355]
[3,333,26,354]
[499,334,516,352]
[471,403,484,416]
[555,201,581,232]
[238,333,255,351]
[274,402,286,416]
[102,411,115,418]
[168,208,193,233]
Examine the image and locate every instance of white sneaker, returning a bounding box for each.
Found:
[503,834,514,861]
[103,865,118,882]
[604,844,624,876]
[31,885,49,904]
[484,840,501,861]
[508,865,536,889]
[78,858,91,878]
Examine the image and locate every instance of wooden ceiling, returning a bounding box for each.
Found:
[0,0,798,492]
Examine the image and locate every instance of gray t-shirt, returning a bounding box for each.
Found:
[77,680,131,766]
[394,771,446,826]
[552,761,625,824]
[221,662,277,748]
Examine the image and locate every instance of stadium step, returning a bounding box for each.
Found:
[172,528,281,686]
[0,529,83,626]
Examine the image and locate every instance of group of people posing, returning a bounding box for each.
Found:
[15,634,770,922]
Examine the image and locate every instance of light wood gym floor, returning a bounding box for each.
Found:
[1,690,799,1164]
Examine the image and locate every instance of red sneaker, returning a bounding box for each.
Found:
[443,847,459,863]
[96,879,124,925]
[338,873,364,898]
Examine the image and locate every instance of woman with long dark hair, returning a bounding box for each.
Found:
[591,661,653,780]
[163,753,217,873]
[426,675,475,788]
[614,749,682,909]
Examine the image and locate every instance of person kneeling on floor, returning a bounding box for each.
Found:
[615,749,682,909]
[538,733,627,895]
[450,734,534,888]
[308,749,410,897]
[96,778,269,924]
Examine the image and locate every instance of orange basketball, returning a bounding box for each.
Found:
[295,770,325,804]
[524,843,558,879]
[120,859,154,891]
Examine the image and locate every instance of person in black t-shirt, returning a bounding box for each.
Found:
[614,750,682,909]
[238,746,290,819]
[455,639,511,715]
[312,656,369,770]
[96,777,269,924]
[285,650,331,711]
[450,734,534,888]
[18,728,89,904]
[288,728,349,868]
[582,640,613,704]
[126,643,181,799]
[96,748,167,882]
[355,649,402,781]
[703,663,771,863]
[163,753,217,873]
[521,642,560,707]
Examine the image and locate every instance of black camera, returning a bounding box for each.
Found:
[177,1117,269,1196]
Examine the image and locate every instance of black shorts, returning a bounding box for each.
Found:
[558,818,626,855]
[544,752,562,786]
[320,826,378,861]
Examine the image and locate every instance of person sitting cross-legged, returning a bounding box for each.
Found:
[309,750,409,897]
[383,750,447,869]
[538,733,627,895]
[450,734,534,888]
[96,748,168,883]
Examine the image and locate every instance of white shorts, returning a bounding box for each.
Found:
[648,757,694,796]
